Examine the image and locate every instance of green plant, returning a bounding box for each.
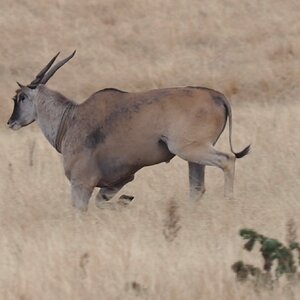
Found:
[232,222,300,289]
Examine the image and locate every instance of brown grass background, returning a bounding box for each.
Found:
[1,0,300,299]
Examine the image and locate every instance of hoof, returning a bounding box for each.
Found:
[117,195,134,206]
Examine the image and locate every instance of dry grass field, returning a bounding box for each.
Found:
[1,0,300,299]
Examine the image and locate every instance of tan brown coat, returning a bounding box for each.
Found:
[7,53,250,211]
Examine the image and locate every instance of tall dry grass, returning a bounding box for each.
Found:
[1,0,300,299]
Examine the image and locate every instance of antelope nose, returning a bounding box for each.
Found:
[7,119,14,128]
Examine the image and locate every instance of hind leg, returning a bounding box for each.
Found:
[223,155,236,198]
[175,144,235,198]
[188,162,206,201]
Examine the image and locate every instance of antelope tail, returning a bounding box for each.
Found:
[223,97,251,159]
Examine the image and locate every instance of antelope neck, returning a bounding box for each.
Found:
[54,103,75,153]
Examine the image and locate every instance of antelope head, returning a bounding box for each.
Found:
[7,51,76,130]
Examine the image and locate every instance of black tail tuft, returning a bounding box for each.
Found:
[234,144,251,159]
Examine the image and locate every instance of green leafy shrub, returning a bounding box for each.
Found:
[232,221,300,289]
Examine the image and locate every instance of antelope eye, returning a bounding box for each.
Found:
[19,94,25,101]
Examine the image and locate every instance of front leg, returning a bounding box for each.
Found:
[71,183,93,212]
[96,187,120,207]
[96,187,117,209]
[96,175,135,209]
[96,187,134,209]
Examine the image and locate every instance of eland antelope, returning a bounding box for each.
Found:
[7,52,250,211]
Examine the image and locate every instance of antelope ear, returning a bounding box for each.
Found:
[16,81,25,88]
